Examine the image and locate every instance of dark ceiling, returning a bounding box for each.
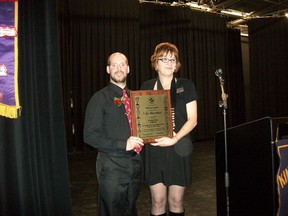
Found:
[155,0,288,16]
[143,0,288,34]
[203,0,288,17]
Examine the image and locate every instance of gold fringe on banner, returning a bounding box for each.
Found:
[0,104,21,119]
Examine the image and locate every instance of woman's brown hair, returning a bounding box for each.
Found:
[151,42,181,72]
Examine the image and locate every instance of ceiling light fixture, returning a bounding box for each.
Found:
[221,9,252,18]
[187,1,212,11]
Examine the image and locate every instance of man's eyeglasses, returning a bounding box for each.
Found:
[158,58,177,64]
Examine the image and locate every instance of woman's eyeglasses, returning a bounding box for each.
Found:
[158,58,177,64]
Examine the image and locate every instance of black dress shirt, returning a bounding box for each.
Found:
[84,82,131,153]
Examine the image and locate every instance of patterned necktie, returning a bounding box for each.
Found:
[122,89,142,154]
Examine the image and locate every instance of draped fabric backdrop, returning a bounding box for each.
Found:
[57,0,246,152]
[249,18,288,120]
[0,0,72,215]
[57,0,140,151]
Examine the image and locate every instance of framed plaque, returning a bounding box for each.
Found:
[130,90,173,143]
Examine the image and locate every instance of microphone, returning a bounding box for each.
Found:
[215,68,228,109]
[215,68,223,77]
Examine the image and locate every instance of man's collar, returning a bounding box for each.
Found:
[108,82,126,96]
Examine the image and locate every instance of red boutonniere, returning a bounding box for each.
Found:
[113,96,124,107]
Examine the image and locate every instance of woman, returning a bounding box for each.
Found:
[141,42,198,216]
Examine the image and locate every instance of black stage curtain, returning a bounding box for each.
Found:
[57,0,245,152]
[57,0,140,152]
[248,18,288,120]
[0,0,72,215]
[139,3,245,140]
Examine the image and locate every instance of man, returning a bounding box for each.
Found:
[83,52,144,216]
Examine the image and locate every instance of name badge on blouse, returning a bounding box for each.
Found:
[177,87,184,93]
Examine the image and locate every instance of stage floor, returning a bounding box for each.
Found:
[68,139,216,216]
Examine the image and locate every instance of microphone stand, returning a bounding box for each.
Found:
[217,75,229,216]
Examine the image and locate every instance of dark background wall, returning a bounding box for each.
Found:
[57,0,249,152]
[57,0,288,152]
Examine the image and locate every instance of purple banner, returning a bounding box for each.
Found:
[0,1,20,118]
[276,139,288,216]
